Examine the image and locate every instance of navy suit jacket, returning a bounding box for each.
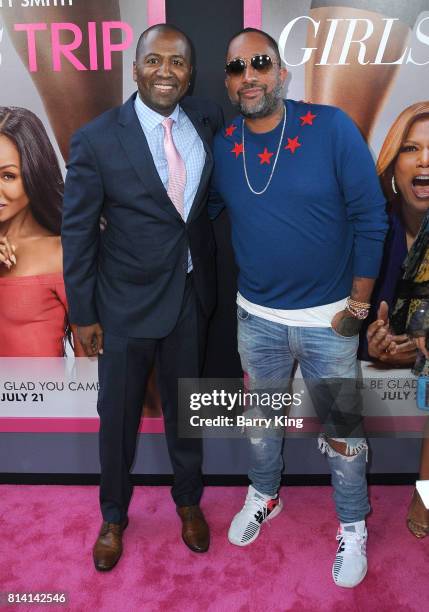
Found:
[62,93,223,338]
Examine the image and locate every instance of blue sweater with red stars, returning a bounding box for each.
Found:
[209,99,388,309]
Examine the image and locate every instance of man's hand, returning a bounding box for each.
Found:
[367,301,416,366]
[77,323,104,357]
[332,277,377,337]
[331,308,349,331]
[331,308,362,337]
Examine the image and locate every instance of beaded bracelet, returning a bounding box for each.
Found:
[345,297,370,320]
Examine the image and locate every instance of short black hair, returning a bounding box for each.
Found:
[227,27,281,64]
[135,24,193,64]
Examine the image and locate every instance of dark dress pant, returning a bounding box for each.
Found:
[97,275,207,523]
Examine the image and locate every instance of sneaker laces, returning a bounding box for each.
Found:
[242,491,271,523]
[336,528,366,556]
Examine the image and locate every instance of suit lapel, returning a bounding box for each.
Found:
[181,103,214,224]
[116,94,214,224]
[116,94,182,221]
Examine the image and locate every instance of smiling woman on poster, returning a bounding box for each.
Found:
[0,106,84,357]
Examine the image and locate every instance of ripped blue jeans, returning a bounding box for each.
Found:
[237,305,370,523]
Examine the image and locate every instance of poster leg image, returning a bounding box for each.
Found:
[305,7,409,140]
[2,0,123,160]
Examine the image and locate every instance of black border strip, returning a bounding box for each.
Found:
[0,473,418,486]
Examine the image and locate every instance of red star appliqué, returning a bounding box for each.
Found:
[284,137,301,154]
[258,147,274,164]
[300,111,317,126]
[225,124,237,137]
[231,142,243,158]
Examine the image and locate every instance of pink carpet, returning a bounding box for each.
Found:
[0,485,428,611]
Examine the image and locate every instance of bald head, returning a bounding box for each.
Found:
[227,28,281,64]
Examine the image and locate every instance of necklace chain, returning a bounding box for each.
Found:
[241,108,287,196]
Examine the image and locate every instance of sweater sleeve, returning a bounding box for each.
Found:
[333,109,388,278]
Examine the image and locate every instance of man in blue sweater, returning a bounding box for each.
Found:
[210,28,388,588]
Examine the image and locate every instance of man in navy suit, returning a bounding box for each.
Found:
[62,24,222,570]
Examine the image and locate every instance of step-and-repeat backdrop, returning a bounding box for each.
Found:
[1,0,428,473]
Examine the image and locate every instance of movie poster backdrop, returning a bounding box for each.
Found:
[1,0,429,438]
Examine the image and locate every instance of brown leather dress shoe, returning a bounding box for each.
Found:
[177,505,210,553]
[407,489,429,539]
[93,518,128,571]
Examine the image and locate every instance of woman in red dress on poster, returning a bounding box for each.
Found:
[0,106,84,357]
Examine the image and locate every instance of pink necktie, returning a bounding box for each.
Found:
[162,117,186,219]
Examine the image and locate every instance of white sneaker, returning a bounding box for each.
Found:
[228,485,283,546]
[332,520,368,588]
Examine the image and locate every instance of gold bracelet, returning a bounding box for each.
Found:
[347,297,371,309]
[345,297,370,320]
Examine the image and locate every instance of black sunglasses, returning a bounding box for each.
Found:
[225,54,279,76]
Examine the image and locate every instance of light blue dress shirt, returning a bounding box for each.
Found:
[134,95,206,271]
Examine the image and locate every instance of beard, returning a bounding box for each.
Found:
[234,77,284,119]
